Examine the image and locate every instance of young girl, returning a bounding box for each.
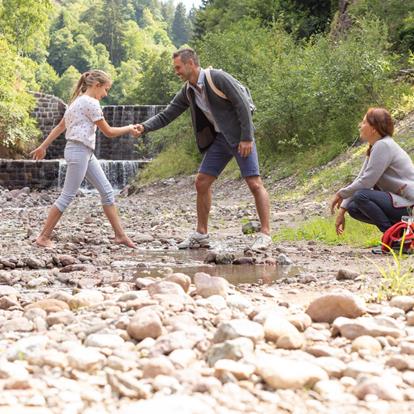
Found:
[30,70,139,248]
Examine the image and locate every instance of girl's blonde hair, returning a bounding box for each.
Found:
[70,70,112,103]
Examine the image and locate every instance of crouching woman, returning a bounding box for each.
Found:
[331,107,414,235]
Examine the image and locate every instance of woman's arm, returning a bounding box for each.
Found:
[95,119,138,138]
[30,118,66,160]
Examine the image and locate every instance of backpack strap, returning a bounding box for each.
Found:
[205,68,228,100]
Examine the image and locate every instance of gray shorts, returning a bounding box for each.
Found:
[199,133,260,178]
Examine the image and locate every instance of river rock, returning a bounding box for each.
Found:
[165,273,191,292]
[194,272,229,298]
[306,293,366,323]
[354,377,404,401]
[333,316,403,339]
[25,299,69,313]
[84,333,125,349]
[336,269,359,281]
[127,310,163,340]
[142,356,175,378]
[213,319,264,344]
[389,295,414,312]
[351,336,382,355]
[214,359,255,380]
[68,347,105,371]
[256,356,328,389]
[69,290,104,309]
[147,281,186,297]
[207,337,254,366]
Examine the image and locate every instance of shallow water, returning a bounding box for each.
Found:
[126,249,301,285]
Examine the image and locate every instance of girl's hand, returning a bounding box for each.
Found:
[30,146,47,160]
[330,193,343,215]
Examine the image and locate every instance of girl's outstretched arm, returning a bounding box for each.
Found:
[95,119,139,138]
[30,118,66,160]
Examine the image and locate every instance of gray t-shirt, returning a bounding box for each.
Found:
[64,95,104,150]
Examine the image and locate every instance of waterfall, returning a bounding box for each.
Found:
[57,159,140,190]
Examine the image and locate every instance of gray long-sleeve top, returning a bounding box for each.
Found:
[340,137,414,209]
[142,69,254,151]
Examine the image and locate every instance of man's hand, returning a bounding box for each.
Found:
[238,140,253,158]
[330,193,343,215]
[130,124,144,138]
[29,145,47,160]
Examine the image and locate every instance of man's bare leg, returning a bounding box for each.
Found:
[245,175,270,235]
[195,173,216,234]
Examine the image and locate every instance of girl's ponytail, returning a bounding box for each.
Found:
[69,70,110,103]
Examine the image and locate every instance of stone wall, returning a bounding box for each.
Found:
[31,93,166,160]
[0,160,60,189]
[31,92,67,159]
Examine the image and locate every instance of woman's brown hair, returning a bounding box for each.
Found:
[365,107,394,156]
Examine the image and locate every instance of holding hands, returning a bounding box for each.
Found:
[130,124,145,138]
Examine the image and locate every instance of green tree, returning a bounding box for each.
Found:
[68,34,98,74]
[48,28,75,75]
[129,50,180,104]
[0,0,53,57]
[94,0,130,65]
[0,39,40,153]
[171,3,192,47]
[53,65,81,103]
[35,62,60,94]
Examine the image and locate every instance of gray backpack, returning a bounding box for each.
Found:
[205,68,256,114]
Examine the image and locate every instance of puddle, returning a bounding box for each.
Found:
[123,249,302,285]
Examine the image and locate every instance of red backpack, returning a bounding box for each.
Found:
[381,221,414,253]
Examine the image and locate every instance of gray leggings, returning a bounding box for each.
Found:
[54,140,115,212]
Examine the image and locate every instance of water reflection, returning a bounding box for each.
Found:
[128,249,301,285]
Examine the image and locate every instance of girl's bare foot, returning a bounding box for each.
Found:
[114,236,136,248]
[34,236,55,248]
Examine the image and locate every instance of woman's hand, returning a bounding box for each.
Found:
[330,193,343,215]
[335,211,346,235]
[30,145,47,160]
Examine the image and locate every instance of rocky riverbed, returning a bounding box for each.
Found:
[0,177,414,414]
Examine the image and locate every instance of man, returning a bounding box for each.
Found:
[137,48,271,250]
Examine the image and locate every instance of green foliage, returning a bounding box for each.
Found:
[273,215,381,248]
[349,0,414,55]
[53,65,81,103]
[0,0,53,57]
[196,18,408,164]
[35,62,60,95]
[137,112,202,183]
[171,3,192,47]
[370,239,414,301]
[0,39,40,152]
[129,50,181,104]
[193,0,335,40]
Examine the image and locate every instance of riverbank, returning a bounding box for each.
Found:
[0,177,413,414]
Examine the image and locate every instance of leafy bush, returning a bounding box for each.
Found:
[0,39,40,154]
[195,18,408,168]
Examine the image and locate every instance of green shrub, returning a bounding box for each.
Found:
[0,39,40,154]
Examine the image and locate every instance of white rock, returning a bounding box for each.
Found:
[314,357,346,378]
[84,333,124,349]
[352,336,382,355]
[142,356,175,378]
[389,296,414,312]
[69,290,104,309]
[68,347,105,371]
[194,272,229,298]
[354,377,404,401]
[256,355,328,389]
[127,310,163,340]
[213,319,264,344]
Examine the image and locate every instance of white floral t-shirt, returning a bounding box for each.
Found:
[64,95,104,150]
